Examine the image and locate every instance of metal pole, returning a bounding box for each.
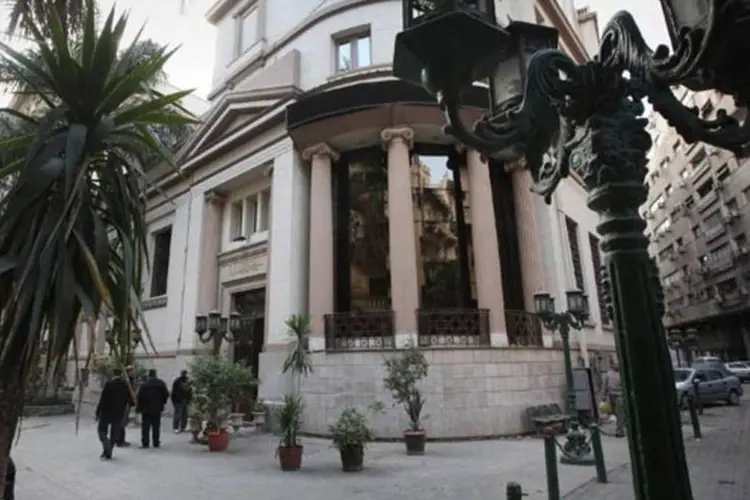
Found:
[692,380,703,416]
[591,93,693,499]
[590,424,608,483]
[686,395,702,440]
[506,482,524,500]
[544,434,561,500]
[559,321,576,416]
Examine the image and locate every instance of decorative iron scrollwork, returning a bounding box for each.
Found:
[324,311,395,351]
[417,308,490,347]
[505,310,543,347]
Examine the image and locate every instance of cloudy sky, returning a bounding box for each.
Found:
[0,0,671,105]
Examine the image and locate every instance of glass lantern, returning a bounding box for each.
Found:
[565,289,586,316]
[659,0,711,49]
[195,314,207,334]
[207,311,221,332]
[534,291,555,316]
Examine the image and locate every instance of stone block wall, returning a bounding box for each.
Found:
[300,348,566,439]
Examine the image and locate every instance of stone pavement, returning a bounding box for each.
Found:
[565,403,750,500]
[11,416,634,500]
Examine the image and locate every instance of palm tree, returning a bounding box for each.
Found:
[0,4,195,487]
[3,0,88,39]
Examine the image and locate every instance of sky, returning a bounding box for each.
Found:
[0,0,671,106]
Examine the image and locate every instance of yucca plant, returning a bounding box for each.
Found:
[0,2,195,487]
[282,314,313,390]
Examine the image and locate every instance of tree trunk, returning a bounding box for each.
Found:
[0,370,25,492]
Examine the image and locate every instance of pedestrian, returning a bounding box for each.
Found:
[95,368,133,459]
[602,360,626,437]
[114,365,137,447]
[136,369,170,448]
[171,369,192,433]
[4,456,15,500]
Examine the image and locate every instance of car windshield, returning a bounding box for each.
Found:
[728,362,749,368]
[674,369,692,382]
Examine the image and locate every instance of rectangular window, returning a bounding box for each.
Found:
[259,189,271,231]
[704,209,722,228]
[588,234,609,325]
[245,195,258,235]
[565,216,585,292]
[150,227,172,297]
[236,7,258,55]
[334,31,371,72]
[230,201,244,241]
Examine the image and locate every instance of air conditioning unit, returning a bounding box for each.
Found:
[677,180,687,188]
[729,209,741,221]
[657,200,666,209]
[678,245,687,254]
[646,211,655,220]
[715,180,725,191]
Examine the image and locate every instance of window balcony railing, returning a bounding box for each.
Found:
[324,311,395,351]
[505,310,544,347]
[416,308,490,348]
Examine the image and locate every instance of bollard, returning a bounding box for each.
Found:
[686,394,702,440]
[506,482,524,500]
[589,424,608,483]
[692,380,703,416]
[543,434,561,500]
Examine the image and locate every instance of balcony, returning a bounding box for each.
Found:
[324,311,395,351]
[417,309,490,348]
[695,191,718,212]
[505,310,544,347]
[703,224,726,243]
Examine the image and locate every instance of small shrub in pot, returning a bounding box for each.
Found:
[276,395,304,471]
[329,407,374,472]
[383,344,429,455]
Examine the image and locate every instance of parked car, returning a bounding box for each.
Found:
[674,367,743,408]
[691,359,734,377]
[725,362,750,382]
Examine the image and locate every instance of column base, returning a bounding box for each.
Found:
[490,332,509,347]
[309,336,326,353]
[395,333,418,348]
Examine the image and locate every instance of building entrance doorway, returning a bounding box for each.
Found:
[231,288,265,417]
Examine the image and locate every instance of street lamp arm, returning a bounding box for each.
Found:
[439,8,750,194]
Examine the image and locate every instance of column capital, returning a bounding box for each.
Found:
[302,142,340,162]
[204,190,227,206]
[381,127,414,150]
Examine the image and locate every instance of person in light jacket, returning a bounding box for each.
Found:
[602,361,626,437]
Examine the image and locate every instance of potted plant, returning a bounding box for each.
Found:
[383,344,429,455]
[276,395,304,471]
[190,356,256,452]
[329,407,374,472]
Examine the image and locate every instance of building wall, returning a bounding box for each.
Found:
[301,348,566,438]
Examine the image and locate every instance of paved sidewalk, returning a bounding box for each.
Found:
[11,415,633,500]
[565,403,750,500]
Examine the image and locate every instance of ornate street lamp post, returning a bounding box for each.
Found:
[534,289,598,466]
[105,326,142,351]
[194,311,245,356]
[394,1,750,499]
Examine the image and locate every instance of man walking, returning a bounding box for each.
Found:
[113,365,137,447]
[96,368,133,459]
[602,360,626,437]
[171,370,192,433]
[136,369,170,448]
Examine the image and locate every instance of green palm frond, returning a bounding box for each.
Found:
[3,0,89,39]
[0,4,197,384]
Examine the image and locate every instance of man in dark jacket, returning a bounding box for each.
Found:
[171,370,192,433]
[113,365,137,447]
[136,369,169,448]
[96,368,133,459]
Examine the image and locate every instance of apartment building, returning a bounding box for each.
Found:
[644,87,750,361]
[119,0,616,437]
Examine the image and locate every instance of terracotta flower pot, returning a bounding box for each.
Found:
[207,428,230,452]
[339,445,364,472]
[404,429,426,455]
[277,445,303,471]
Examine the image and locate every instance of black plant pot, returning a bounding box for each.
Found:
[339,445,364,472]
[404,430,426,455]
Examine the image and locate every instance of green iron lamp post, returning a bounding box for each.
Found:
[195,311,245,356]
[534,289,597,466]
[393,1,750,499]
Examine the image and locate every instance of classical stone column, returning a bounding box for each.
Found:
[466,149,508,346]
[195,191,225,328]
[302,143,339,352]
[381,127,419,346]
[509,164,552,346]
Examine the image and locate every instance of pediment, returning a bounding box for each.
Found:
[178,86,297,162]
